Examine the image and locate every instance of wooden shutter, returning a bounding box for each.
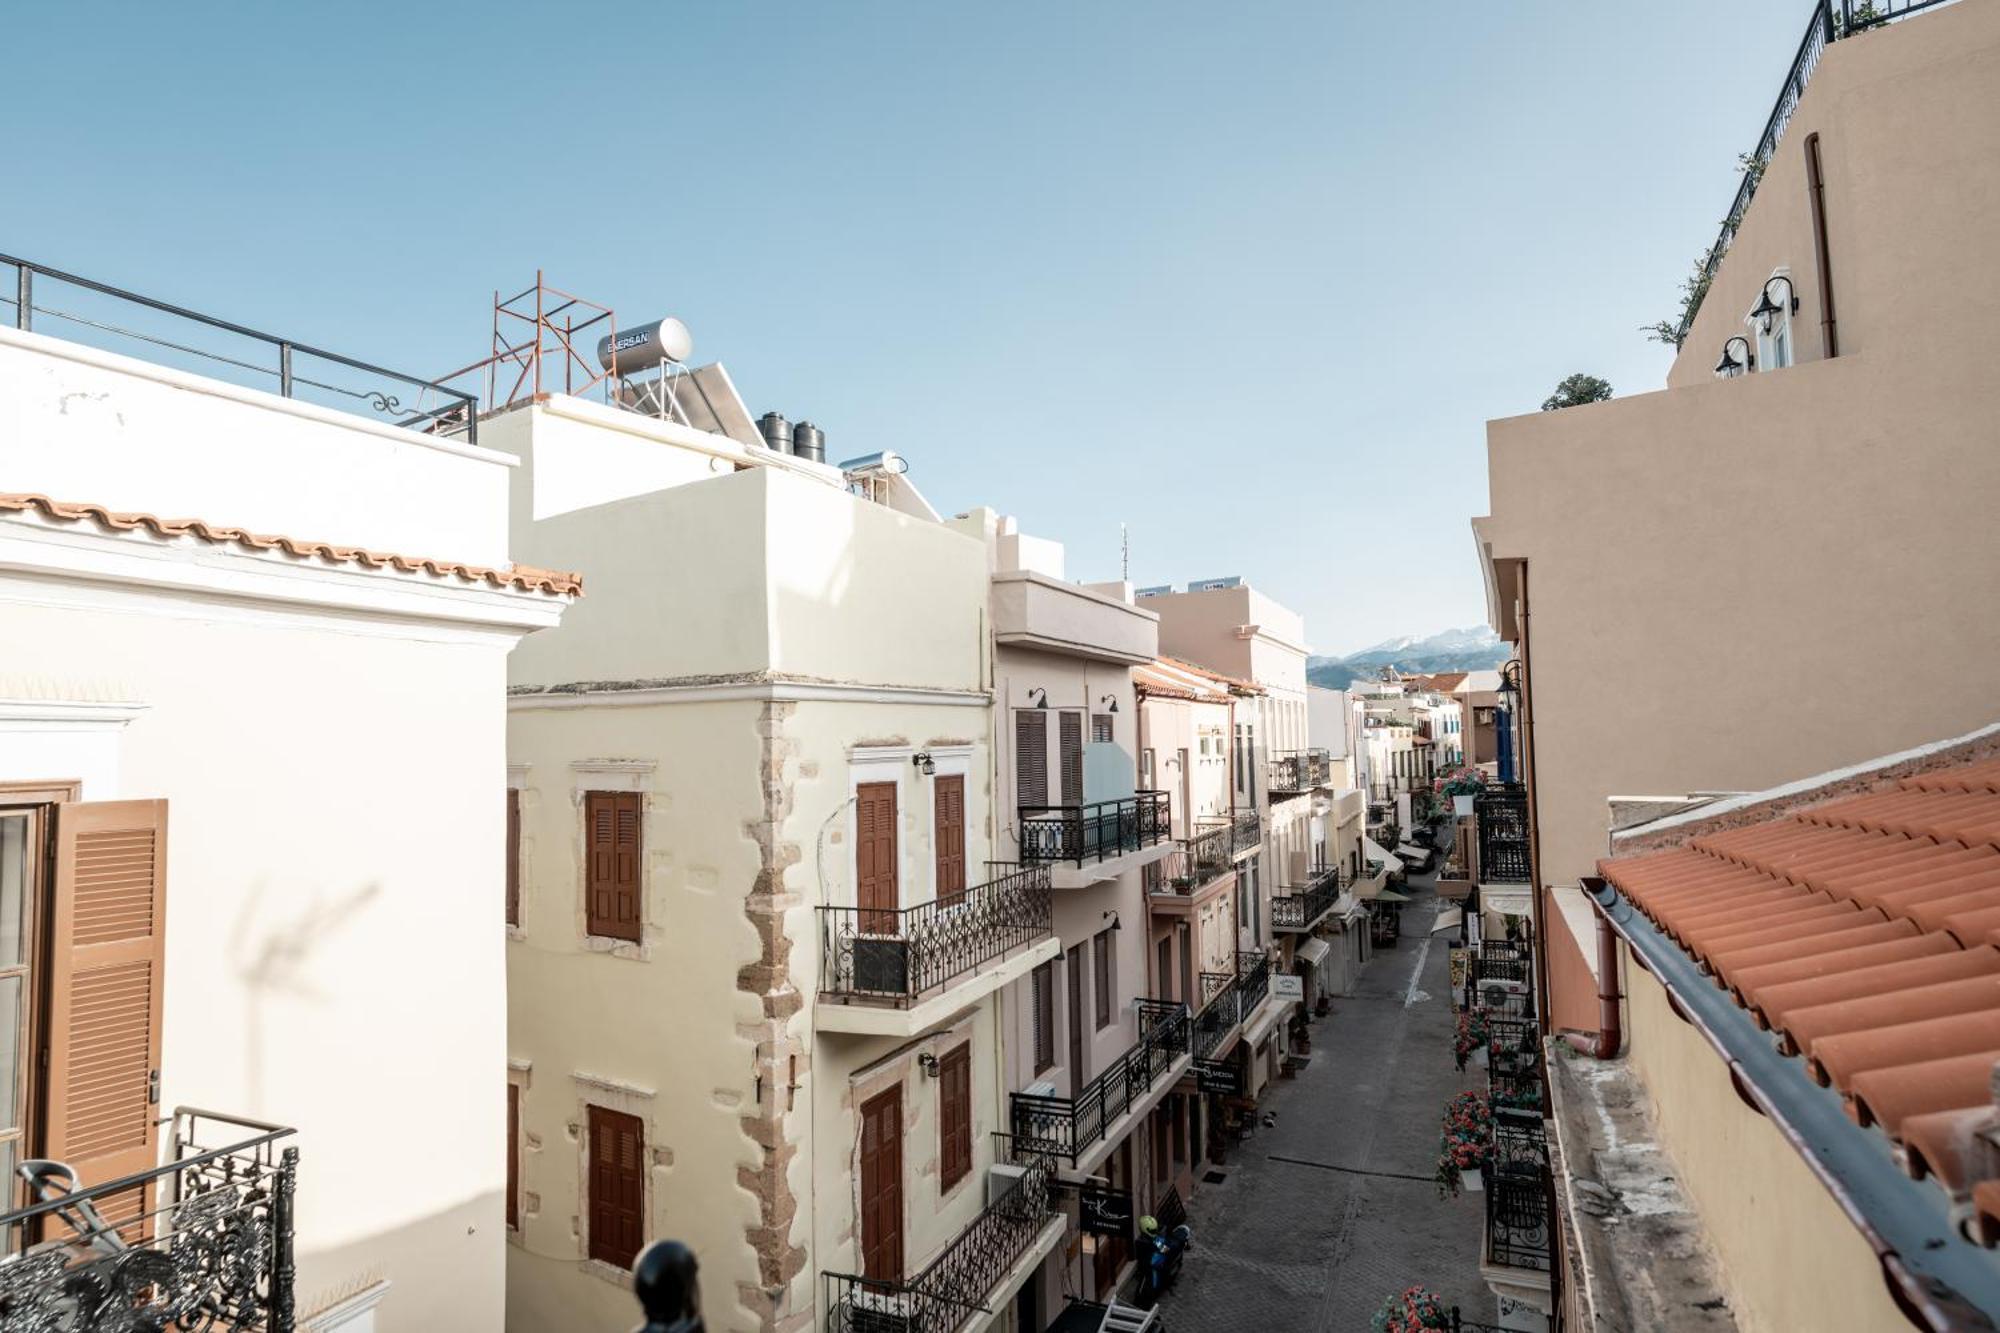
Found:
[933,775,965,909]
[1092,713,1114,744]
[1059,712,1083,806]
[859,1087,904,1282]
[1094,932,1112,1029]
[1015,712,1048,809]
[505,789,521,928]
[1031,962,1054,1073]
[856,782,899,932]
[938,1044,971,1191]
[587,1105,645,1267]
[506,1083,521,1230]
[46,800,167,1231]
[1067,944,1086,1081]
[585,792,641,943]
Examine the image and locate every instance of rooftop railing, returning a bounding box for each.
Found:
[1,253,479,444]
[0,1108,298,1333]
[1018,792,1170,868]
[822,1150,1058,1333]
[1272,864,1347,932]
[1010,999,1190,1162]
[818,863,1052,1006]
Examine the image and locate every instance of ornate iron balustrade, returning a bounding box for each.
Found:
[1267,749,1330,794]
[1474,786,1530,883]
[1271,864,1346,932]
[1191,953,1271,1061]
[1018,793,1170,867]
[1487,1014,1545,1113]
[0,1108,297,1333]
[1009,1000,1189,1162]
[1228,806,1262,853]
[823,1151,1057,1333]
[0,253,479,443]
[1483,1111,1553,1273]
[819,863,1052,1005]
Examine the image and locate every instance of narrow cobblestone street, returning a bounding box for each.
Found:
[1157,854,1492,1332]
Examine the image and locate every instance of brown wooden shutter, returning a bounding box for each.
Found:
[587,1104,645,1267]
[938,1044,971,1190]
[933,775,965,909]
[505,789,521,928]
[1015,712,1047,809]
[855,782,899,933]
[1031,962,1054,1073]
[1059,712,1083,806]
[506,1083,521,1230]
[46,800,167,1227]
[859,1086,904,1282]
[585,793,642,943]
[1094,931,1112,1028]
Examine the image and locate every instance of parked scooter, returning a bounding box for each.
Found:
[1136,1214,1194,1307]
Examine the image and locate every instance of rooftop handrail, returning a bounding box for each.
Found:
[1,251,480,444]
[817,862,1053,1004]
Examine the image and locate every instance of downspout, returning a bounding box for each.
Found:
[1567,877,1623,1059]
[1806,132,1840,359]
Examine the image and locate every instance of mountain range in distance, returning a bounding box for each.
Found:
[1307,625,1508,689]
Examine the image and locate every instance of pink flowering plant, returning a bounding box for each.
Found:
[1434,766,1486,800]
[1435,1089,1493,1198]
[1372,1285,1453,1332]
[1452,1007,1489,1071]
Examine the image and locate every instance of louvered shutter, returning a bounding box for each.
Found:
[856,782,899,932]
[1059,712,1083,806]
[587,1105,645,1267]
[612,795,641,940]
[934,775,965,908]
[585,793,642,943]
[505,789,521,928]
[506,1083,521,1230]
[46,800,167,1232]
[1031,962,1054,1073]
[1015,712,1047,809]
[938,1044,971,1189]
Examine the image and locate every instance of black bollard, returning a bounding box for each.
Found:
[632,1240,703,1333]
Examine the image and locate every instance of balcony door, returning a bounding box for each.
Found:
[859,1086,904,1283]
[856,782,898,933]
[1066,943,1087,1086]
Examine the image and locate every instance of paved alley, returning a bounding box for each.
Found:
[1156,863,1493,1332]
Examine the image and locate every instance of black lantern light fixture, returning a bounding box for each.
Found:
[1749,274,1797,335]
[1027,687,1048,709]
[1099,694,1119,714]
[1715,335,1753,378]
[916,1051,941,1078]
[911,751,935,776]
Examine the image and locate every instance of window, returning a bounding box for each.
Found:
[506,1083,521,1230]
[1140,748,1155,791]
[938,1044,972,1190]
[1031,962,1055,1073]
[506,788,522,928]
[587,1105,645,1268]
[856,781,900,931]
[584,792,642,942]
[1156,936,1173,1002]
[1091,713,1114,744]
[1093,930,1114,1029]
[1059,712,1083,806]
[933,774,966,908]
[1016,712,1048,808]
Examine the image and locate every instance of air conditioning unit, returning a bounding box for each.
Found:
[987,1161,1029,1207]
[1480,979,1528,1011]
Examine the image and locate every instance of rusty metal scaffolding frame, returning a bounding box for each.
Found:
[438,271,617,412]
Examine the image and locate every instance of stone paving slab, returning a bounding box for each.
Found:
[1155,873,1496,1332]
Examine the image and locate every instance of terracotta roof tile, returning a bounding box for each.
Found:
[0,492,583,596]
[1599,754,2000,1244]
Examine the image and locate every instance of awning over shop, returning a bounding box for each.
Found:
[1374,888,1411,903]
[1395,842,1428,861]
[1431,907,1463,935]
[1435,878,1475,901]
[1364,836,1402,870]
[1294,937,1332,969]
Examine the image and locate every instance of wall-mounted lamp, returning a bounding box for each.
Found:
[1027,688,1048,710]
[911,751,935,776]
[916,1051,941,1078]
[1099,694,1119,714]
[1749,274,1797,335]
[1714,335,1753,378]
[1103,910,1121,932]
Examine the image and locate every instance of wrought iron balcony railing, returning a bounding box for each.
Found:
[1482,1109,1553,1273]
[1222,806,1262,854]
[1267,749,1331,794]
[1018,792,1170,867]
[1010,1000,1189,1162]
[818,862,1052,1006]
[1191,952,1271,1061]
[1271,864,1347,932]
[1474,785,1530,883]
[1487,1014,1546,1114]
[823,1151,1058,1333]
[0,1108,298,1333]
[1150,819,1239,898]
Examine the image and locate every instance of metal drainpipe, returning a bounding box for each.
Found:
[1806,131,1840,359]
[1567,878,1623,1059]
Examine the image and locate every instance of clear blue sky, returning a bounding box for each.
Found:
[5,2,1808,654]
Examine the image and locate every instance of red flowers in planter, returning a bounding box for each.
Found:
[1452,1008,1489,1071]
[1373,1285,1453,1332]
[1435,1089,1493,1198]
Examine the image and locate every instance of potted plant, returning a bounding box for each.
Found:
[1452,1008,1490,1072]
[1372,1285,1453,1333]
[1435,766,1486,817]
[1435,1090,1493,1198]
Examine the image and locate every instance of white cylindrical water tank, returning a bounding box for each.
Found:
[596,318,694,376]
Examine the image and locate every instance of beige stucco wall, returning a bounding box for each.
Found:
[1480,0,2000,893]
[1623,947,1906,1333]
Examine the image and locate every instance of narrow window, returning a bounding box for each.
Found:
[506,1083,521,1230]
[933,774,966,908]
[938,1044,972,1190]
[1016,712,1048,809]
[586,1104,645,1268]
[1059,712,1083,806]
[584,792,642,942]
[506,788,522,928]
[1156,936,1173,1003]
[1091,713,1114,744]
[1032,962,1055,1074]
[1094,930,1113,1029]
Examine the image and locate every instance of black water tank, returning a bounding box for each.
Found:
[757,411,793,453]
[793,421,826,464]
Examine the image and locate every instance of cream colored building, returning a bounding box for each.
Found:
[498,395,1063,1332]
[0,280,573,1332]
